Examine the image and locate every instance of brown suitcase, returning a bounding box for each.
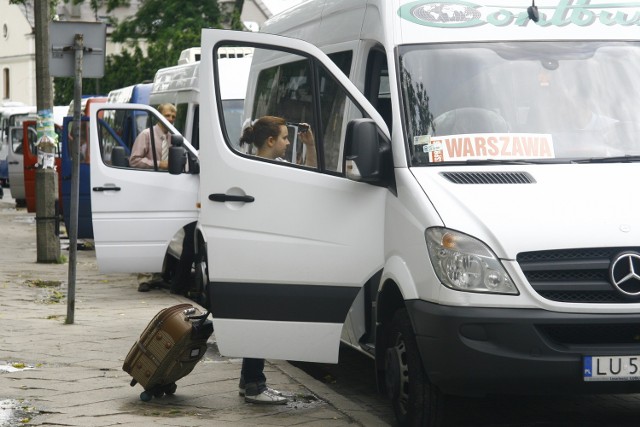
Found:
[123,303,213,401]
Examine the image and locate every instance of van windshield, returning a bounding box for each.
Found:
[399,41,640,165]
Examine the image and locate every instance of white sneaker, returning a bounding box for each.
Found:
[239,384,282,397]
[244,388,288,405]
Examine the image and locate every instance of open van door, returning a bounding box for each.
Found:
[61,116,93,238]
[88,103,199,273]
[23,121,63,214]
[199,30,391,363]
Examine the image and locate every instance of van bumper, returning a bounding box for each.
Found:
[406,300,640,396]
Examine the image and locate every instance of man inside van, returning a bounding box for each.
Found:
[129,103,177,170]
[132,103,178,293]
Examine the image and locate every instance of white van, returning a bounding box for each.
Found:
[90,1,640,425]
[89,49,252,291]
[5,106,37,206]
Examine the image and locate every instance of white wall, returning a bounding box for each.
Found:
[0,0,36,105]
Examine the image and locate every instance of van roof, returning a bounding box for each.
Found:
[1,105,36,119]
[67,96,107,116]
[107,83,152,104]
[151,53,253,102]
[264,0,640,46]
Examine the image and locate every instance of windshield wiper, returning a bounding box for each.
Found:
[572,155,640,164]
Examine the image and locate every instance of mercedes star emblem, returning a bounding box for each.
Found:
[610,252,640,297]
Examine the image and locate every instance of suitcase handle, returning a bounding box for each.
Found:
[187,311,211,327]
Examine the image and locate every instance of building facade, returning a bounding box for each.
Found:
[0,0,36,105]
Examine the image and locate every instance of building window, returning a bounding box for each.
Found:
[2,23,8,40]
[3,68,9,99]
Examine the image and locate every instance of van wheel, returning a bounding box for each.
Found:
[194,245,209,309]
[385,309,444,427]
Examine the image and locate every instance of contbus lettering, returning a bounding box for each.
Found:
[398,0,640,28]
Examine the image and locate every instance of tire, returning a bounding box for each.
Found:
[384,309,445,427]
[161,252,178,285]
[164,383,178,395]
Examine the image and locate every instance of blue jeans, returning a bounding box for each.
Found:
[241,358,266,394]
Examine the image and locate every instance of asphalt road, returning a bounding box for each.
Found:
[294,342,640,427]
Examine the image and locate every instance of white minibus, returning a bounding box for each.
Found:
[90,1,640,424]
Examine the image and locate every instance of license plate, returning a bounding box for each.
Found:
[584,356,640,381]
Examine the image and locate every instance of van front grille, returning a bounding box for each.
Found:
[517,247,640,304]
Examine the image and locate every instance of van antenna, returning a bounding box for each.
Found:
[527,0,540,22]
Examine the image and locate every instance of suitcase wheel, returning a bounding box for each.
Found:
[164,383,177,395]
[140,390,153,402]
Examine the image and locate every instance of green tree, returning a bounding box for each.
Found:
[230,0,245,30]
[111,0,222,69]
[60,0,131,20]
[53,0,240,105]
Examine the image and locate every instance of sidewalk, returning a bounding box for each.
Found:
[0,193,390,427]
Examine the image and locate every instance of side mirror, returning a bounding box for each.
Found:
[168,134,200,175]
[111,146,129,167]
[344,118,392,186]
[168,146,186,175]
[168,134,187,175]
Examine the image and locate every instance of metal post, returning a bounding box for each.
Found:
[66,33,83,325]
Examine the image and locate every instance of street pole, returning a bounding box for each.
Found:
[49,21,105,326]
[34,0,61,263]
[66,33,84,325]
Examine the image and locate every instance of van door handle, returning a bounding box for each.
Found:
[209,193,254,203]
[92,186,121,192]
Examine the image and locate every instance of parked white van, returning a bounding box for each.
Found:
[91,1,640,425]
[5,106,37,206]
[90,49,252,292]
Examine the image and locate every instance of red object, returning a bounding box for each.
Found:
[23,121,63,214]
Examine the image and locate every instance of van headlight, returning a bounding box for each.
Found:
[426,228,518,295]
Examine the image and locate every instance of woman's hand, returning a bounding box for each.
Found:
[298,123,317,167]
[298,123,315,147]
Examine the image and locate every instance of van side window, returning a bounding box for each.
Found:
[365,50,392,130]
[174,103,188,136]
[191,105,200,150]
[10,127,23,154]
[217,46,363,173]
[97,108,174,171]
[67,119,92,164]
[321,51,353,172]
[26,124,38,158]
